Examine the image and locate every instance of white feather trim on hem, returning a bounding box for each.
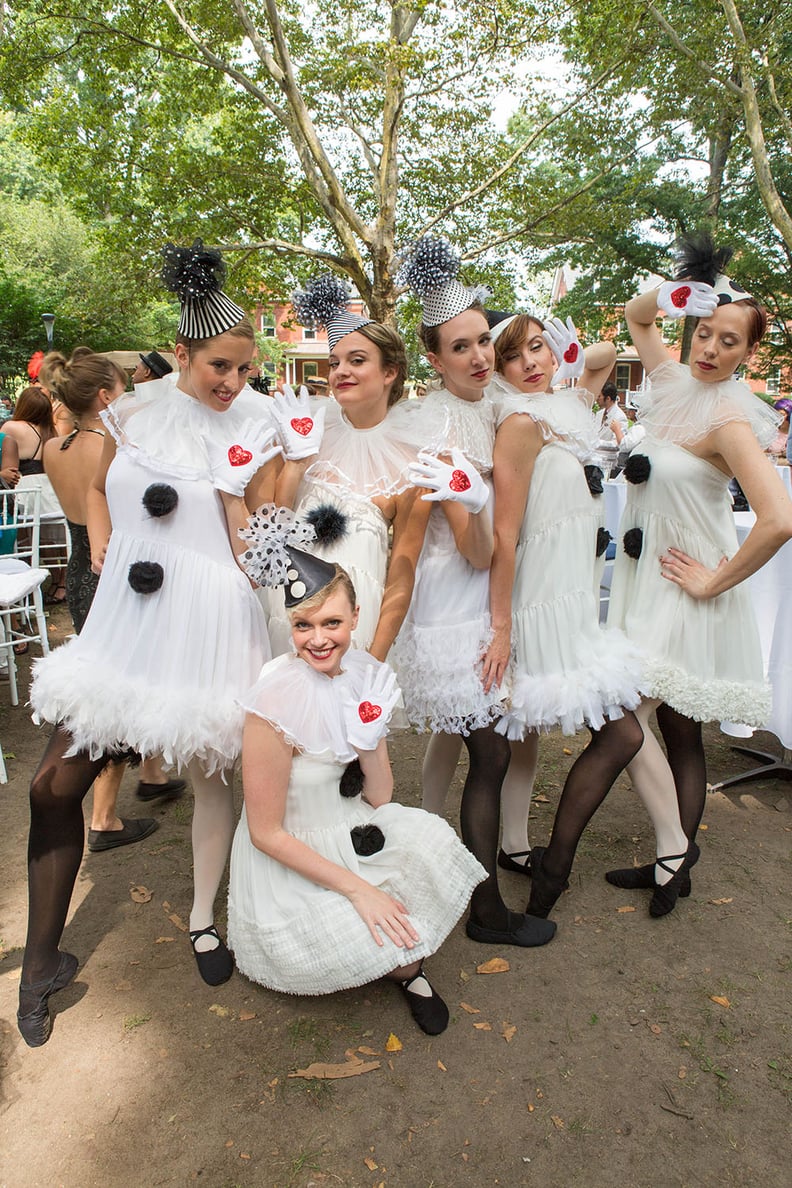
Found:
[642,661,771,727]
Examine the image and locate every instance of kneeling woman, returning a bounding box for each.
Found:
[228,528,485,1035]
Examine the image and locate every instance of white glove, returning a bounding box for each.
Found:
[657,280,718,320]
[203,419,282,495]
[407,448,489,515]
[542,316,585,386]
[340,664,400,751]
[271,383,326,460]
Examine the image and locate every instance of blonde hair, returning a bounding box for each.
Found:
[288,565,357,618]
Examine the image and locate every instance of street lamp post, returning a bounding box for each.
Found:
[41,313,55,348]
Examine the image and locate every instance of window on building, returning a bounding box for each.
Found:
[302,362,319,380]
[766,365,782,395]
[303,328,317,341]
[259,313,276,337]
[615,363,631,392]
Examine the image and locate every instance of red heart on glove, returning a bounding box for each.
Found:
[290,417,314,436]
[671,285,691,309]
[449,470,472,493]
[563,343,579,363]
[358,701,382,724]
[228,444,253,466]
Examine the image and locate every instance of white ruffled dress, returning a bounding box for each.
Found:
[227,649,485,995]
[30,381,272,774]
[493,384,643,738]
[266,398,433,655]
[390,386,507,735]
[607,360,779,726]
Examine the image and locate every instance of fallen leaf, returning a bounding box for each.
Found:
[708,897,733,905]
[288,1056,381,1080]
[551,1115,565,1129]
[225,1140,234,1148]
[502,1023,517,1043]
[476,957,510,975]
[437,1060,447,1072]
[364,1157,378,1171]
[240,1153,250,1160]
[710,995,730,1008]
[563,747,573,755]
[462,1153,469,1162]
[536,1089,544,1099]
[617,905,636,913]
[130,885,152,904]
[527,1103,535,1112]
[678,1067,687,1080]
[239,1010,256,1021]
[154,936,175,944]
[698,823,708,831]
[385,1033,403,1052]
[459,1002,480,1014]
[534,794,550,803]
[459,969,470,982]
[473,1022,492,1031]
[357,1046,379,1056]
[209,1004,231,1018]
[649,1023,662,1035]
[168,913,188,932]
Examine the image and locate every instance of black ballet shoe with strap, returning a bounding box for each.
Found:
[401,963,449,1035]
[605,861,692,898]
[189,926,234,986]
[526,847,569,919]
[17,951,79,1048]
[497,848,532,876]
[649,842,701,918]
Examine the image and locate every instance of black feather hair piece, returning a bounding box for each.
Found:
[395,236,460,296]
[160,239,226,299]
[304,503,348,545]
[673,232,734,287]
[292,273,350,328]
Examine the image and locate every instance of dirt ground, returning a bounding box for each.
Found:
[1,607,791,1188]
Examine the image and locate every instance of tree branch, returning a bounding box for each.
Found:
[763,55,792,155]
[217,239,352,270]
[645,2,743,96]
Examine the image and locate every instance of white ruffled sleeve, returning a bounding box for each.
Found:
[636,360,780,450]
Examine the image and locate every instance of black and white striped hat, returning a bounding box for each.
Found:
[161,240,247,340]
[396,236,487,327]
[292,273,372,351]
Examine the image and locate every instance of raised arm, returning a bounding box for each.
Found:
[626,282,718,375]
[579,341,618,404]
[481,414,543,692]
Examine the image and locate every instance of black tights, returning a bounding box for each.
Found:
[22,726,110,986]
[542,712,644,884]
[458,723,513,930]
[656,702,707,840]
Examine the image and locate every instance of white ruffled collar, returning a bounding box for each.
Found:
[491,375,601,462]
[102,380,276,480]
[239,649,395,763]
[422,385,498,474]
[304,398,434,499]
[636,360,780,450]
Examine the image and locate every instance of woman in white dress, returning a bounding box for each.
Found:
[480,312,646,919]
[268,274,431,656]
[606,236,792,908]
[228,536,485,1035]
[18,242,281,1046]
[388,237,556,948]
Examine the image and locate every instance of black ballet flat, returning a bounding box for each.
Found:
[17,951,79,1048]
[189,926,234,986]
[649,842,700,918]
[605,861,692,898]
[401,963,449,1035]
[466,909,556,948]
[497,849,532,876]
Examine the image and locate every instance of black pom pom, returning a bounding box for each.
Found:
[395,236,460,296]
[292,273,349,328]
[623,528,643,560]
[339,757,364,798]
[305,504,348,545]
[142,483,179,518]
[350,824,385,856]
[623,454,651,485]
[128,560,164,594]
[596,527,612,558]
[584,464,604,496]
[673,232,734,286]
[161,239,226,300]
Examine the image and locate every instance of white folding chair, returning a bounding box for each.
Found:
[0,487,51,706]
